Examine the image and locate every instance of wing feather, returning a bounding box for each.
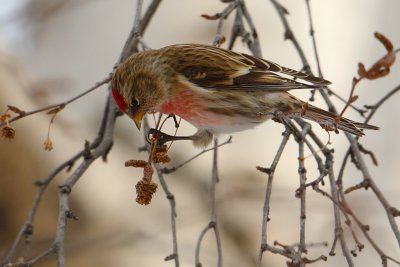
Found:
[163,44,330,91]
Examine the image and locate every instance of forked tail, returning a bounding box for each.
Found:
[303,104,379,136]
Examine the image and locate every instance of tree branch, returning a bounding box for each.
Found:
[1,0,163,266]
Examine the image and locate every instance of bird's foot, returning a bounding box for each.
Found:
[147,128,193,146]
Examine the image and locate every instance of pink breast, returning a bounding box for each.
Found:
[159,90,200,120]
[158,90,228,129]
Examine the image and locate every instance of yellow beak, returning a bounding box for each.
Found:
[132,111,145,130]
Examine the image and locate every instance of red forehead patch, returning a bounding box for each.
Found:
[112,89,128,112]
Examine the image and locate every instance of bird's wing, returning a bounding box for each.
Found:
[167,44,330,91]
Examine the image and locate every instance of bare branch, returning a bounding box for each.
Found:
[256,129,292,266]
[327,163,354,266]
[0,0,163,266]
[161,136,232,174]
[195,139,223,267]
[270,0,311,72]
[1,76,111,128]
[142,116,180,266]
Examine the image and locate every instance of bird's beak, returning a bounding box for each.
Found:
[132,111,145,130]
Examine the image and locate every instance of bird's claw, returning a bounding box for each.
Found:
[146,128,193,146]
[146,128,166,146]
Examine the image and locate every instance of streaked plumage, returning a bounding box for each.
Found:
[111,44,378,147]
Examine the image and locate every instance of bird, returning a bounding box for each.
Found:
[111,43,378,147]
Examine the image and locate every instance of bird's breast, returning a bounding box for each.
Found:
[159,89,201,119]
[158,88,231,128]
[157,88,271,133]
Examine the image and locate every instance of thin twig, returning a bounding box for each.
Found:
[1,0,163,266]
[161,136,232,174]
[305,0,322,78]
[239,0,262,57]
[51,1,165,264]
[23,247,56,266]
[1,76,111,127]
[341,193,400,265]
[270,0,310,72]
[256,129,292,267]
[327,161,354,266]
[297,126,308,257]
[211,1,239,46]
[54,95,118,267]
[346,132,400,246]
[142,117,180,266]
[294,118,327,177]
[325,88,367,116]
[269,3,400,266]
[212,139,223,266]
[0,150,84,265]
[156,166,180,266]
[227,2,245,50]
[119,0,162,61]
[364,84,400,125]
[195,139,223,267]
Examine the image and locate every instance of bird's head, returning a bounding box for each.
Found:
[111,54,169,130]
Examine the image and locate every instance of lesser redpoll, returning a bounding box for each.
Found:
[111,44,378,147]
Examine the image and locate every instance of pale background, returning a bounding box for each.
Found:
[0,1,399,266]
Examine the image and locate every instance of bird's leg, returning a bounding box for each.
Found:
[169,114,180,128]
[147,129,214,147]
[160,113,180,129]
[147,128,194,146]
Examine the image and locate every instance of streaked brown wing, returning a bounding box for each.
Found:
[165,44,252,87]
[165,44,330,91]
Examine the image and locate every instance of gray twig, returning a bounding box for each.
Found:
[195,139,223,267]
[0,1,162,266]
[256,129,291,267]
[161,136,232,174]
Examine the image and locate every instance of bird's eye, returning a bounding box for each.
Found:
[130,98,140,114]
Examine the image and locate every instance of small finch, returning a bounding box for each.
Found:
[111,44,378,147]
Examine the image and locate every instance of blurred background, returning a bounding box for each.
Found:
[0,0,399,266]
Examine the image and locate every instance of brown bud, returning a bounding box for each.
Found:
[143,164,154,180]
[135,179,158,205]
[0,114,10,123]
[1,126,15,139]
[47,105,64,115]
[43,137,53,151]
[201,13,220,20]
[125,159,148,168]
[7,105,25,115]
[152,145,171,164]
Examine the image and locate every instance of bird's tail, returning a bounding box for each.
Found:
[301,104,379,136]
